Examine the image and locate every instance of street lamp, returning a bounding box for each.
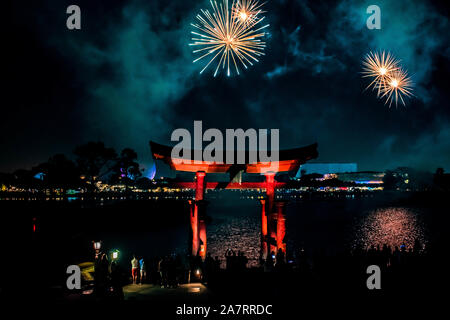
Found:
[93,241,102,251]
[93,241,102,259]
[112,250,119,261]
[194,268,202,281]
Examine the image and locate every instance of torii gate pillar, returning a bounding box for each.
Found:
[260,199,268,260]
[190,171,207,260]
[261,173,288,260]
[261,173,277,258]
[275,201,287,254]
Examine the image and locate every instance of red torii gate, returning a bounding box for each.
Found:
[150,141,318,260]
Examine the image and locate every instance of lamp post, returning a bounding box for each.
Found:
[93,241,102,260]
[112,250,119,261]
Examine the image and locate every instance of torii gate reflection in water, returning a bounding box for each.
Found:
[150,141,318,261]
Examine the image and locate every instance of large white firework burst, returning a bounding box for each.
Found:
[362,51,400,97]
[189,0,269,76]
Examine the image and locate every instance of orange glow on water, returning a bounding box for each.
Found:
[355,207,426,250]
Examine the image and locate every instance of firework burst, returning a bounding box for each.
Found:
[379,68,414,107]
[232,0,266,28]
[361,51,414,107]
[362,51,400,97]
[189,0,269,76]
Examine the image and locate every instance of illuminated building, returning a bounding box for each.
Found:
[297,163,357,177]
[337,171,385,185]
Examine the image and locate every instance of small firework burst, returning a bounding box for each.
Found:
[189,0,269,77]
[232,0,266,28]
[361,51,414,107]
[362,51,400,97]
[380,68,414,107]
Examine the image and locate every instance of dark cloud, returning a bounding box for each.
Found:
[4,0,450,174]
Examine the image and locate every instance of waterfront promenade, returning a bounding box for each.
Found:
[123,283,211,301]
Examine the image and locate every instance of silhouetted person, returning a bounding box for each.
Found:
[175,254,183,285]
[297,248,309,273]
[160,256,169,288]
[225,249,235,271]
[139,257,146,284]
[110,261,124,300]
[214,256,221,271]
[204,253,215,282]
[131,255,139,284]
[264,251,275,272]
[276,249,286,270]
[392,246,400,268]
[168,256,177,288]
[381,244,392,267]
[95,253,109,298]
[157,257,163,287]
[237,251,248,270]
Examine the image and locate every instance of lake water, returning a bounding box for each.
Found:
[206,195,430,267]
[5,191,443,273]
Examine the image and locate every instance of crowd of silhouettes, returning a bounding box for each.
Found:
[93,253,124,300]
[307,239,427,274]
[225,249,249,271]
[269,239,436,293]
[203,253,221,282]
[92,238,436,300]
[121,241,430,281]
[153,254,190,288]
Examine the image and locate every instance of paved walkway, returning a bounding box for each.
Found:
[123,283,212,301]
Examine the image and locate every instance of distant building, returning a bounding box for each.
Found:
[296,163,357,177]
[385,167,433,191]
[337,172,385,185]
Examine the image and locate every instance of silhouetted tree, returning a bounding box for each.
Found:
[406,168,432,191]
[34,154,80,188]
[433,168,449,191]
[110,148,142,186]
[73,142,117,184]
[0,173,14,187]
[383,170,400,191]
[135,177,154,190]
[12,169,36,189]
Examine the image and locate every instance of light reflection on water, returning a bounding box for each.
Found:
[207,206,428,264]
[353,207,426,250]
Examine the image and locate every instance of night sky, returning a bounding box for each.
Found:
[5,0,450,175]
